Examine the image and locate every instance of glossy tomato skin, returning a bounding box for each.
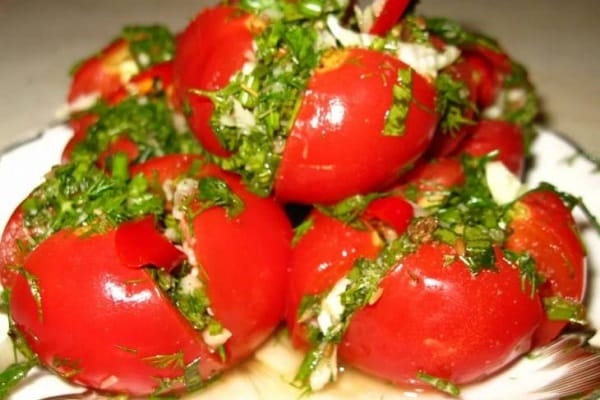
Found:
[287,195,414,345]
[10,154,292,395]
[275,48,438,205]
[456,119,525,176]
[395,157,464,207]
[186,165,293,364]
[0,206,29,289]
[287,209,384,346]
[130,153,202,184]
[464,53,502,109]
[174,5,256,156]
[340,244,543,385]
[10,226,223,396]
[506,189,586,346]
[134,154,294,365]
[288,199,545,386]
[401,157,464,191]
[67,39,133,104]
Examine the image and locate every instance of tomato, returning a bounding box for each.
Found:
[464,53,502,109]
[130,153,202,184]
[134,154,294,363]
[506,189,586,346]
[396,157,464,207]
[288,197,544,386]
[287,209,384,346]
[109,61,176,106]
[456,119,525,176]
[174,5,257,156]
[67,39,133,104]
[0,207,30,289]
[275,48,438,204]
[401,157,464,191]
[10,225,223,396]
[426,58,479,158]
[340,243,543,385]
[362,196,414,234]
[9,153,293,395]
[63,62,176,163]
[96,135,140,171]
[63,113,99,163]
[189,171,292,362]
[115,216,186,272]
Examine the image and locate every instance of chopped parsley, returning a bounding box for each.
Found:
[151,357,219,397]
[292,216,315,246]
[383,67,413,136]
[544,296,587,325]
[416,371,460,397]
[149,263,229,359]
[21,161,164,244]
[0,361,37,398]
[121,25,176,68]
[316,192,384,229]
[201,13,323,196]
[0,291,39,398]
[429,156,508,273]
[71,96,201,164]
[435,71,476,134]
[196,177,245,218]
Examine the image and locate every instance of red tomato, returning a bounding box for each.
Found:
[340,244,543,385]
[288,207,544,386]
[362,196,414,234]
[456,119,525,176]
[135,154,294,364]
[130,153,202,184]
[464,53,502,108]
[396,157,464,207]
[67,39,133,104]
[0,207,30,289]
[96,135,140,171]
[174,5,257,156]
[469,44,512,76]
[108,61,176,106]
[9,154,293,395]
[115,216,186,272]
[426,58,479,157]
[506,189,586,346]
[287,209,383,346]
[275,48,438,204]
[63,62,175,163]
[11,226,223,396]
[401,157,465,191]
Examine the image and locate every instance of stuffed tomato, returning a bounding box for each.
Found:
[174,2,444,204]
[67,24,176,106]
[4,153,292,397]
[286,156,586,393]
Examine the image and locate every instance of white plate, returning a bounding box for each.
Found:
[0,125,599,400]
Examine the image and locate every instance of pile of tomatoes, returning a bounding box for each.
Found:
[0,0,588,398]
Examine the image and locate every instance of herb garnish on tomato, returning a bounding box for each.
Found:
[70,96,200,164]
[292,155,554,391]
